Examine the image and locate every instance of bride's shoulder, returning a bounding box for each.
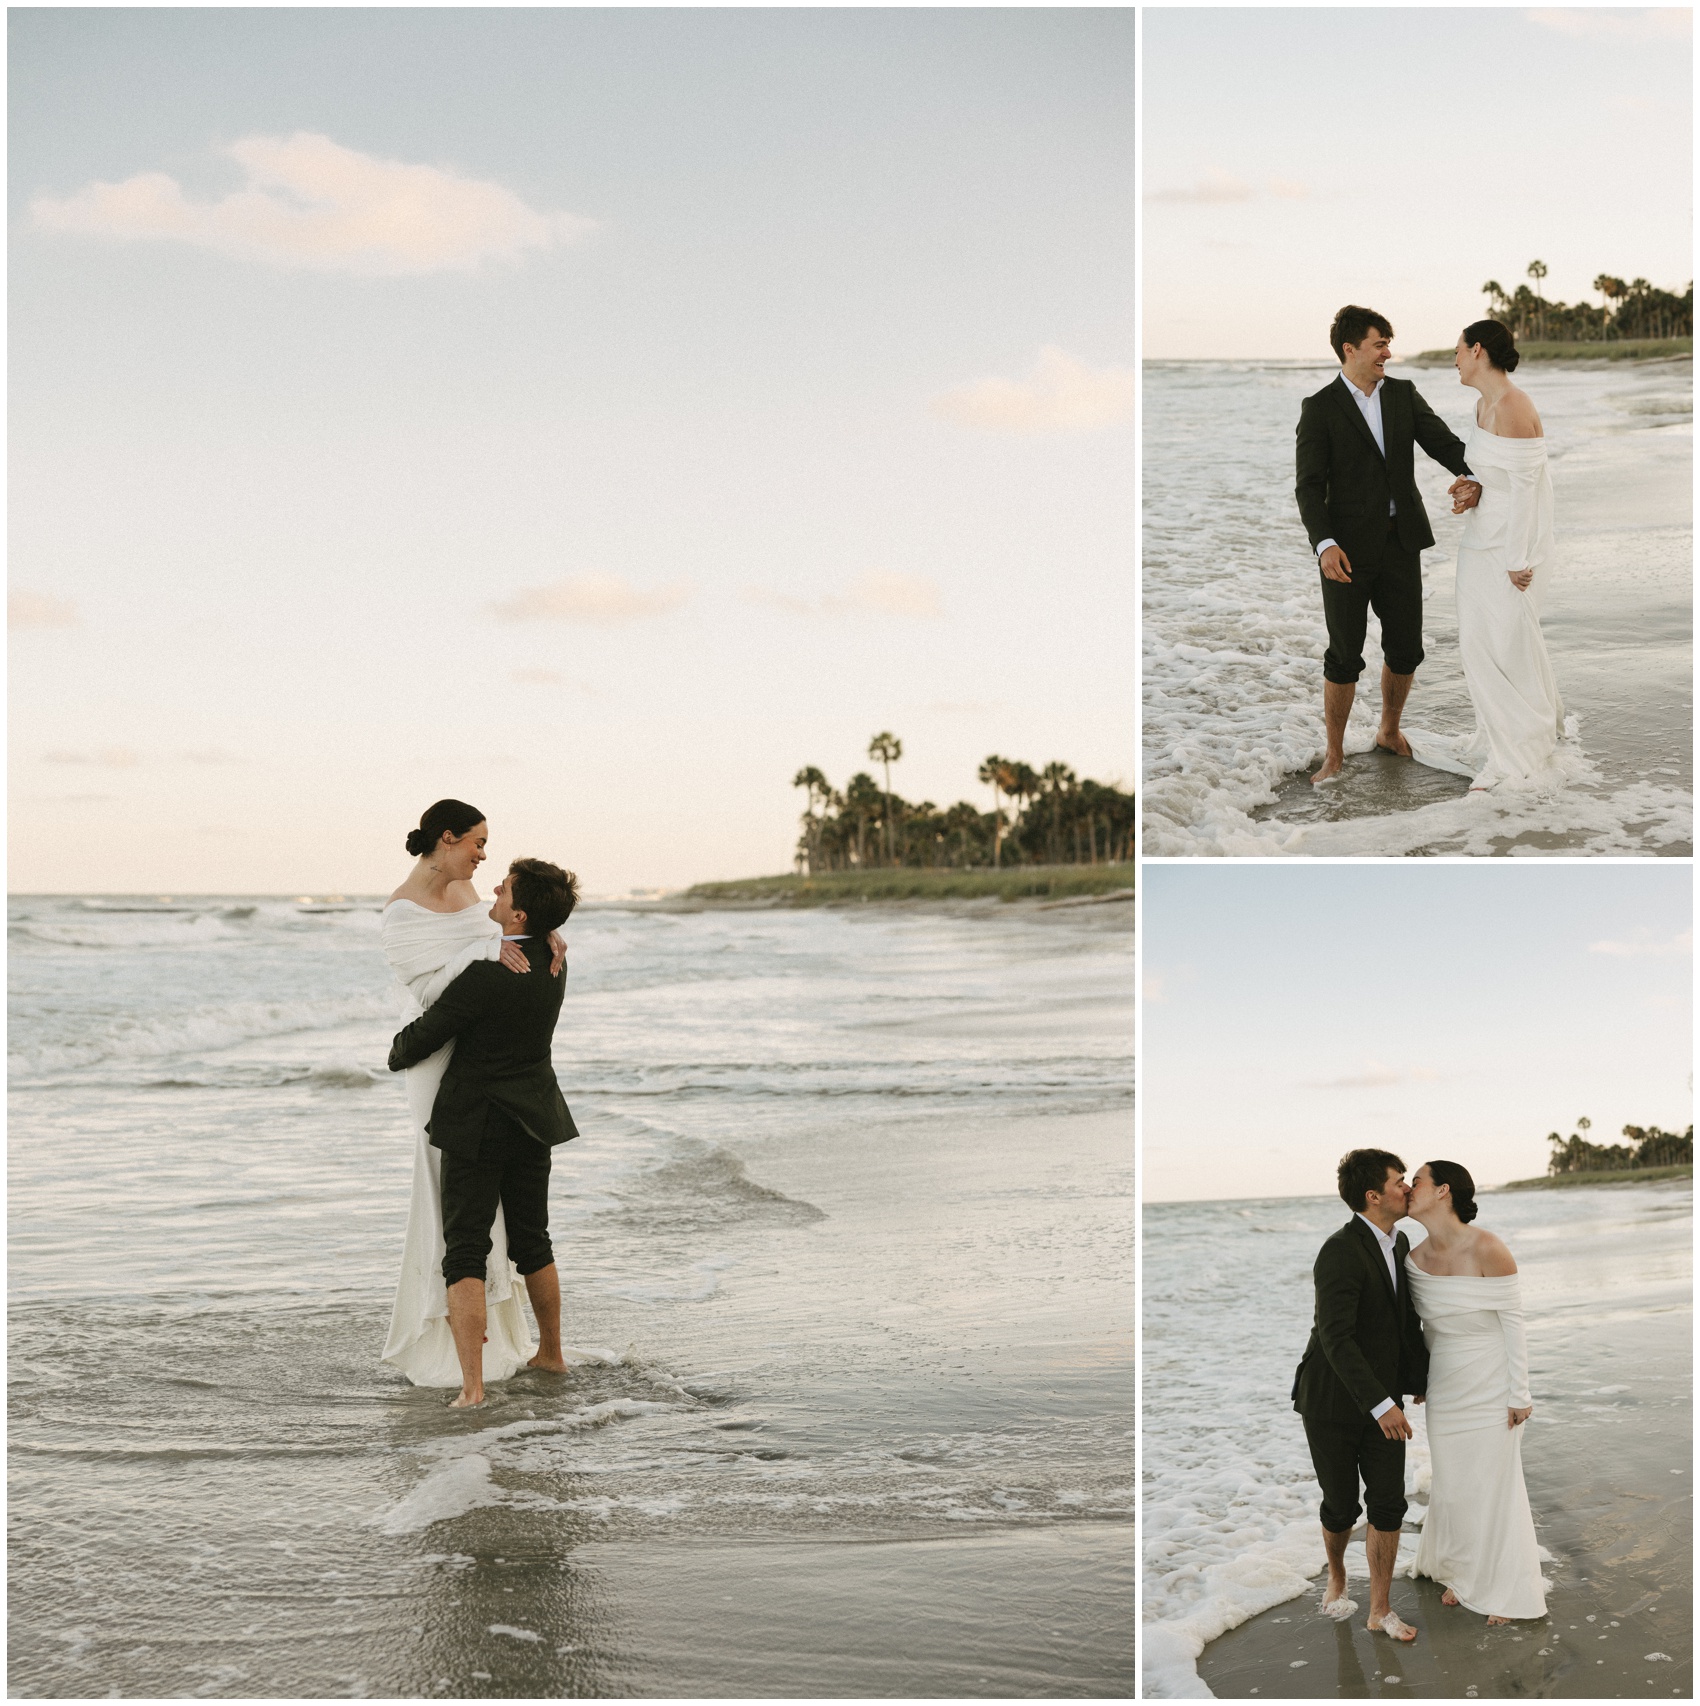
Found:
[1494,388,1543,439]
[1473,1228,1517,1276]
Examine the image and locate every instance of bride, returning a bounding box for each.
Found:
[379,798,565,1388]
[1405,319,1569,792]
[1403,1160,1547,1623]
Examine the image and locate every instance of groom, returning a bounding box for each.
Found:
[1292,1148,1430,1643]
[389,857,580,1408]
[1295,305,1482,784]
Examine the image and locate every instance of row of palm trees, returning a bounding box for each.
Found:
[1545,1116,1693,1175]
[1480,264,1693,343]
[792,737,1135,872]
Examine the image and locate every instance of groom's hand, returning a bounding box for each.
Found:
[1377,1405,1413,1440]
[1319,545,1352,583]
[1449,477,1482,513]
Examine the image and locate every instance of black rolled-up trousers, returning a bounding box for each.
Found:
[438,1107,555,1290]
[1319,524,1424,684]
[1303,1411,1408,1534]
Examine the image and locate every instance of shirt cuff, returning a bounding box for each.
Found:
[1316,538,1337,559]
[1369,1397,1396,1420]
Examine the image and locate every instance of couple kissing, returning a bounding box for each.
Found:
[1292,1147,1545,1642]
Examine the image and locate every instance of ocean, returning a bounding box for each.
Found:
[1141,358,1693,855]
[8,894,1135,1698]
[1141,1185,1693,1699]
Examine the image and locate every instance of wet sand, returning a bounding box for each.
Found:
[1197,1307,1692,1699]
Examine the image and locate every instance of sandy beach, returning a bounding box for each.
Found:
[1142,1183,1691,1699]
[9,897,1133,1698]
[1142,358,1692,855]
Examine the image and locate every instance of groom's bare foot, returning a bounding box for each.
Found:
[1367,1611,1417,1642]
[449,1387,485,1408]
[527,1351,570,1373]
[1441,1589,1460,1606]
[1375,729,1412,757]
[1312,752,1345,785]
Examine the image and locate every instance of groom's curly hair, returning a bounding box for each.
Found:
[1338,1148,1405,1212]
[507,858,580,935]
[1329,305,1393,362]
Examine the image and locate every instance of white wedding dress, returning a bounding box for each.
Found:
[1405,1265,1547,1619]
[1406,426,1570,791]
[379,899,536,1387]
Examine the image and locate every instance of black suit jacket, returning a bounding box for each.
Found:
[1291,1216,1429,1424]
[387,936,577,1158]
[1295,374,1472,564]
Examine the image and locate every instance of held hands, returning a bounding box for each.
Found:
[1378,1405,1414,1441]
[1320,545,1353,583]
[1507,569,1534,591]
[497,929,569,977]
[1508,1405,1533,1429]
[1449,478,1483,514]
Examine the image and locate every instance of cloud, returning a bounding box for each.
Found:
[930,347,1134,434]
[31,133,593,276]
[1588,928,1692,958]
[1142,973,1165,1005]
[1309,1061,1440,1090]
[45,747,141,768]
[1146,168,1255,204]
[10,590,79,628]
[745,569,943,619]
[489,573,688,624]
[1268,177,1311,200]
[1526,8,1691,40]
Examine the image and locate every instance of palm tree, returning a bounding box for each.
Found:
[1526,260,1548,339]
[868,732,902,867]
[977,755,1008,868]
[792,766,830,874]
[842,772,882,868]
[1481,279,1507,316]
[1041,761,1075,863]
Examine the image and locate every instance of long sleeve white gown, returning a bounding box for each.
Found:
[1405,1267,1547,1619]
[1406,427,1570,792]
[378,900,536,1387]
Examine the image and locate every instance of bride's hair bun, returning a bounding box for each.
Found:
[406,798,485,858]
[1460,318,1519,373]
[1426,1159,1478,1223]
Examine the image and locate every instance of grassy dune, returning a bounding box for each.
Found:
[684,864,1136,906]
[1407,338,1692,366]
[1498,1164,1692,1191]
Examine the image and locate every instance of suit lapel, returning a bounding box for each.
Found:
[1333,374,1387,461]
[1349,1215,1398,1307]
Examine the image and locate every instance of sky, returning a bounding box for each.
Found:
[7,8,1133,895]
[1142,863,1694,1202]
[1143,6,1694,358]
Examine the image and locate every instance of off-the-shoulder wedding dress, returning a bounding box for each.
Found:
[1404,1264,1548,1620]
[1407,425,1572,792]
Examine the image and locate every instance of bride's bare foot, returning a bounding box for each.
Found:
[1375,729,1412,758]
[449,1387,485,1408]
[1367,1611,1417,1642]
[1486,1615,1511,1626]
[1441,1589,1460,1606]
[1312,752,1345,786]
[527,1351,570,1373]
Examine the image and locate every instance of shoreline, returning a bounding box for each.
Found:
[678,864,1136,908]
[1499,1166,1692,1192]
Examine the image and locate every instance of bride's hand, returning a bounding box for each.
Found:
[1508,1405,1532,1428]
[548,930,567,977]
[499,940,531,974]
[1507,569,1534,591]
[1449,477,1482,513]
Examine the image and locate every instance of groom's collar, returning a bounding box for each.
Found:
[1339,369,1385,401]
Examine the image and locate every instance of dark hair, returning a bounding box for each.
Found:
[1337,1147,1406,1212]
[406,799,485,858]
[1330,305,1393,363]
[506,857,579,935]
[1424,1160,1478,1223]
[1460,318,1520,373]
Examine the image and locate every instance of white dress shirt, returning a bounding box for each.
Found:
[1355,1211,1401,1419]
[1316,372,1397,561]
